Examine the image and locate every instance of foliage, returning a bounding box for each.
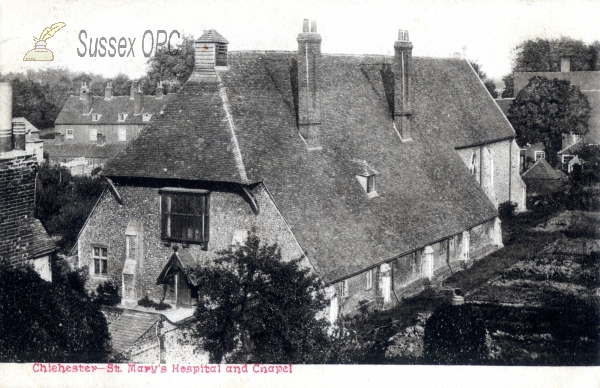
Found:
[143,34,195,95]
[469,60,498,98]
[424,303,487,364]
[35,164,106,253]
[498,201,518,220]
[193,233,331,364]
[0,265,111,362]
[501,74,514,98]
[572,145,600,185]
[92,281,121,306]
[513,37,599,73]
[137,295,172,311]
[507,76,590,167]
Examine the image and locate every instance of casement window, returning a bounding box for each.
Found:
[365,269,373,290]
[142,113,152,122]
[118,113,128,122]
[562,155,574,164]
[65,129,74,141]
[92,245,108,276]
[340,279,349,298]
[92,114,101,122]
[160,188,210,246]
[535,151,545,161]
[89,128,97,141]
[118,127,127,142]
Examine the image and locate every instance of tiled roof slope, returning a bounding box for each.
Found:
[109,310,161,355]
[495,98,514,116]
[55,94,172,125]
[104,52,500,283]
[522,158,566,180]
[30,218,56,258]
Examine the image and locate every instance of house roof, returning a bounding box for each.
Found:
[104,51,502,283]
[109,310,161,355]
[196,29,229,44]
[156,250,199,286]
[558,139,584,155]
[54,94,172,125]
[30,218,56,258]
[522,158,566,180]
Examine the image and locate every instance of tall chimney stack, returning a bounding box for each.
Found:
[393,29,413,141]
[105,82,113,100]
[130,81,139,100]
[134,85,143,115]
[560,56,571,72]
[192,29,229,82]
[156,81,164,99]
[80,82,91,115]
[297,19,322,150]
[0,82,13,153]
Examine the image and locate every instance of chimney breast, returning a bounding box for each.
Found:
[393,29,413,141]
[297,19,322,150]
[105,82,113,100]
[0,82,13,153]
[130,81,139,100]
[134,86,143,115]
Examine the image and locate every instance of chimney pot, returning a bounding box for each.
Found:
[303,19,310,32]
[404,30,409,41]
[0,82,13,153]
[311,21,317,32]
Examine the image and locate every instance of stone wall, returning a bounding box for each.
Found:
[0,153,37,268]
[77,183,306,302]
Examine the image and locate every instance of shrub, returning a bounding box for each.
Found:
[424,303,487,364]
[93,281,120,306]
[498,201,518,220]
[137,295,172,311]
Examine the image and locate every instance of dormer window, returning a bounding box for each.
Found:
[118,113,128,122]
[352,159,378,198]
[142,113,152,122]
[92,113,102,121]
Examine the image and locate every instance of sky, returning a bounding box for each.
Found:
[0,0,599,81]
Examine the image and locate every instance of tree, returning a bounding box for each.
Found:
[143,34,195,95]
[469,60,498,98]
[193,233,331,363]
[514,37,598,72]
[0,265,111,362]
[507,76,590,167]
[501,74,514,98]
[573,144,600,185]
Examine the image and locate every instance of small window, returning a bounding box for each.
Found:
[365,270,373,290]
[118,113,128,122]
[66,129,74,141]
[340,279,349,298]
[449,236,455,250]
[89,128,97,142]
[92,245,108,276]
[142,113,152,122]
[439,240,447,256]
[562,155,575,164]
[535,151,545,161]
[160,188,210,245]
[470,153,477,175]
[92,114,102,122]
[118,127,127,142]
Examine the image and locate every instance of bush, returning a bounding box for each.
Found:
[424,303,487,364]
[498,201,518,220]
[93,281,120,306]
[137,295,171,311]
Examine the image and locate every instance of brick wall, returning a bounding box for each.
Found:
[77,183,307,302]
[0,153,37,268]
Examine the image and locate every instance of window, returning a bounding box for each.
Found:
[356,174,378,198]
[470,153,477,176]
[535,151,545,161]
[160,188,210,245]
[449,236,455,251]
[118,127,127,142]
[66,129,74,141]
[340,279,349,298]
[92,114,101,121]
[89,128,97,141]
[92,245,108,276]
[562,155,575,164]
[118,113,128,122]
[439,240,447,256]
[365,270,373,290]
[142,113,152,122]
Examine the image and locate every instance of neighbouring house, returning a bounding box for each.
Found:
[0,82,55,281]
[74,21,525,329]
[521,158,568,196]
[47,81,172,174]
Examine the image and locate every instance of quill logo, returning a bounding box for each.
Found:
[23,22,66,61]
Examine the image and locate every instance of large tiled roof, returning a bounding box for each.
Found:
[54,94,172,125]
[30,218,55,258]
[104,52,502,283]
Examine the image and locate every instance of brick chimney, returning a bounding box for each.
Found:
[393,29,413,141]
[134,85,143,115]
[80,82,91,115]
[105,82,113,100]
[297,19,322,150]
[0,82,13,153]
[193,29,229,82]
[156,81,164,99]
[130,81,139,100]
[561,56,571,72]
